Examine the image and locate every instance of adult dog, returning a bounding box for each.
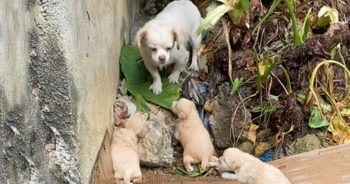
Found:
[135,0,202,95]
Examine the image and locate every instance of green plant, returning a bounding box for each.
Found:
[252,0,312,47]
[316,6,339,29]
[306,60,350,143]
[252,105,276,126]
[231,77,244,95]
[196,0,250,35]
[308,106,329,128]
[253,50,277,91]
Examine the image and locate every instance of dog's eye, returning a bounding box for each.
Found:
[166,47,172,51]
[150,48,157,52]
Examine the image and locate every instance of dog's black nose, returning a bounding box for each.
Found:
[159,56,166,63]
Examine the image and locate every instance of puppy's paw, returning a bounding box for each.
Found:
[185,165,194,172]
[189,63,199,72]
[221,172,237,180]
[168,72,180,84]
[149,82,162,95]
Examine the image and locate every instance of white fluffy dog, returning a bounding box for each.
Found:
[171,98,215,172]
[217,148,291,184]
[135,0,202,95]
[111,112,146,184]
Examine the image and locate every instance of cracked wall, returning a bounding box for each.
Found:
[0,0,138,183]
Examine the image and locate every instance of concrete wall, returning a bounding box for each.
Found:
[0,0,138,183]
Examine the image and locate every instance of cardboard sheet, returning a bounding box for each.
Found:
[92,131,350,184]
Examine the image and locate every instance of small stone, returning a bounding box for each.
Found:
[237,141,254,154]
[293,134,321,154]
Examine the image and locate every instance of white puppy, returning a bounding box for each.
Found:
[111,112,146,184]
[171,98,215,172]
[135,0,202,95]
[217,148,291,184]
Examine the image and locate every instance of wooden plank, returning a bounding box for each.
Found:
[270,144,350,184]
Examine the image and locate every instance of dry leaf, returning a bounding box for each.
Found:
[247,124,259,143]
[255,142,272,156]
[204,100,216,113]
[328,115,350,144]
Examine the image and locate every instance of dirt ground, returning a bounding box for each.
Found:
[131,0,350,177]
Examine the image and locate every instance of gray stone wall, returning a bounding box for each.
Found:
[0,0,138,183]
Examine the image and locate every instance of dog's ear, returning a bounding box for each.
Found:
[172,28,184,49]
[135,27,147,48]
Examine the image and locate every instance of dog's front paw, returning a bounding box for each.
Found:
[189,63,199,72]
[185,165,194,172]
[149,82,162,95]
[168,72,180,84]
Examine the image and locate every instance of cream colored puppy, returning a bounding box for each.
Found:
[111,112,146,184]
[217,148,291,184]
[171,98,215,172]
[135,0,202,95]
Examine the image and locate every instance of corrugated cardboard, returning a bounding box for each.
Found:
[92,130,350,184]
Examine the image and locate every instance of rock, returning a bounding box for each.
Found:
[138,105,176,167]
[237,141,254,154]
[293,134,321,154]
[209,83,252,149]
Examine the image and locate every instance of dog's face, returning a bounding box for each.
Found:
[217,148,242,172]
[171,98,196,120]
[136,23,184,67]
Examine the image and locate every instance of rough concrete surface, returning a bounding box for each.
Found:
[0,0,138,183]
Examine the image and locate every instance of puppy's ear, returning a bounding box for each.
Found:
[230,160,240,171]
[135,27,147,48]
[118,119,127,128]
[137,127,146,138]
[172,28,184,50]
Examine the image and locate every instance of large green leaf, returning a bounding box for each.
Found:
[119,43,180,112]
